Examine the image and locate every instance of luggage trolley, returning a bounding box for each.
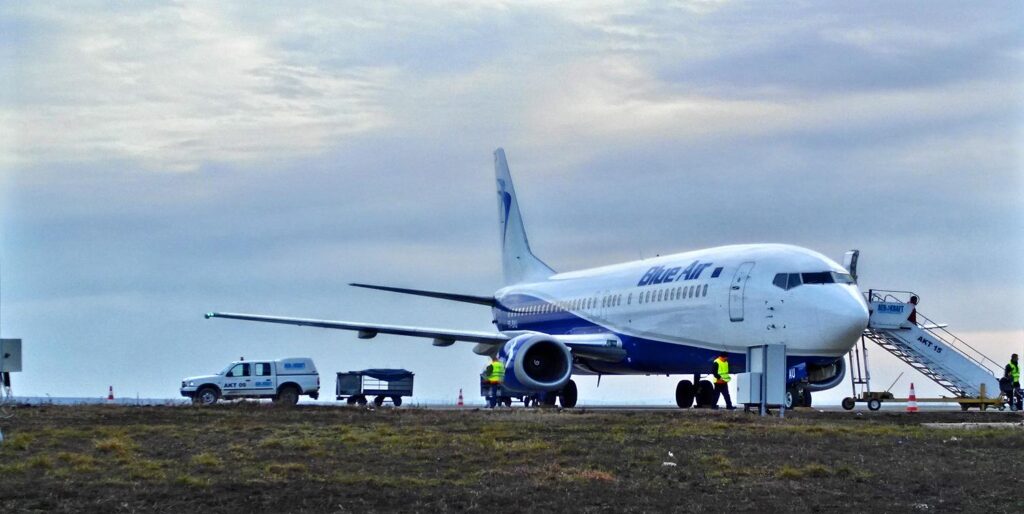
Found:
[336,369,414,407]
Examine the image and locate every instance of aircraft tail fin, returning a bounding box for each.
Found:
[494,148,555,285]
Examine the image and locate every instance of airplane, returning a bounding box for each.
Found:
[206,148,870,409]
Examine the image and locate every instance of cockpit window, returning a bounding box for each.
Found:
[801,272,833,284]
[770,268,851,288]
[775,271,852,290]
[773,273,787,289]
[787,273,802,290]
[831,272,855,284]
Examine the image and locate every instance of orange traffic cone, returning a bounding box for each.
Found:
[106,386,115,403]
[457,388,464,407]
[906,382,918,413]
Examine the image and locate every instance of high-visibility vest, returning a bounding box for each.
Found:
[714,357,730,384]
[488,360,505,384]
[1010,361,1020,383]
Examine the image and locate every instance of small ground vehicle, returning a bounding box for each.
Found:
[181,358,320,406]
[336,369,414,406]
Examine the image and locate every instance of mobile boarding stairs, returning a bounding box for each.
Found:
[845,289,1008,411]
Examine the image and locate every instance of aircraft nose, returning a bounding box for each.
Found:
[820,289,869,351]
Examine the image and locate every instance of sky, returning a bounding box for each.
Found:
[1,1,1022,405]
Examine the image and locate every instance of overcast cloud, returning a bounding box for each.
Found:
[1,1,1022,404]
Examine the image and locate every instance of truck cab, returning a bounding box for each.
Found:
[180,358,320,406]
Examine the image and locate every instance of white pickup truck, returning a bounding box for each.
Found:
[180,358,320,406]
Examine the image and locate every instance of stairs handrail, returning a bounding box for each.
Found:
[864,288,1003,377]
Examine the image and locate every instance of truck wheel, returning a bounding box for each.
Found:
[392,396,403,407]
[559,380,578,408]
[356,395,367,406]
[195,387,219,406]
[502,397,512,407]
[841,397,856,410]
[802,389,812,407]
[275,386,299,406]
[346,396,356,405]
[867,399,882,411]
[374,395,385,407]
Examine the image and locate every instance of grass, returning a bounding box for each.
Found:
[0,405,1020,512]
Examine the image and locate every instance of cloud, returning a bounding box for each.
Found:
[2,4,395,171]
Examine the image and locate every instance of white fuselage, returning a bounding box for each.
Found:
[493,244,868,375]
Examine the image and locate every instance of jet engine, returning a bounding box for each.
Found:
[804,358,846,392]
[500,334,572,392]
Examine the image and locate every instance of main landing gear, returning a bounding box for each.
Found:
[676,376,716,409]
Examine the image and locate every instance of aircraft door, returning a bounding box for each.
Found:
[729,262,755,322]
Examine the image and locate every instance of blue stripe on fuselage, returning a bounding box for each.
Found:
[494,293,837,375]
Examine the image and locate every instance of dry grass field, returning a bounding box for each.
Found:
[0,405,1021,513]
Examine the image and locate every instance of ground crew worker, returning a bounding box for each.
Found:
[1005,353,1021,411]
[712,353,735,410]
[482,356,505,408]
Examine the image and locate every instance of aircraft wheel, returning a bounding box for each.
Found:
[559,380,578,408]
[784,387,798,409]
[867,399,882,411]
[696,380,715,407]
[841,397,855,411]
[675,380,695,409]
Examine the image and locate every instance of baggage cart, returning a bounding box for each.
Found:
[336,369,414,407]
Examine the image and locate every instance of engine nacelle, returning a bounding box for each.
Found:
[499,334,572,392]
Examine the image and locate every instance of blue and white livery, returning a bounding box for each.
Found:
[207,149,869,408]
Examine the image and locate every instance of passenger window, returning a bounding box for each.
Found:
[702,284,708,297]
[627,293,632,305]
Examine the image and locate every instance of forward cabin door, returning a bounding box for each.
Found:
[729,262,755,322]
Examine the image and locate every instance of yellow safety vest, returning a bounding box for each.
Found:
[488,360,505,384]
[714,357,730,384]
[1010,362,1020,383]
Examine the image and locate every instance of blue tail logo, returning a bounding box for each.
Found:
[497,179,512,245]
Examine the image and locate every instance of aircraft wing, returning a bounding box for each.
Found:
[205,312,508,346]
[204,312,627,362]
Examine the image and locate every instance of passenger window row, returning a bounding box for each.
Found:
[636,284,708,304]
[509,282,710,318]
